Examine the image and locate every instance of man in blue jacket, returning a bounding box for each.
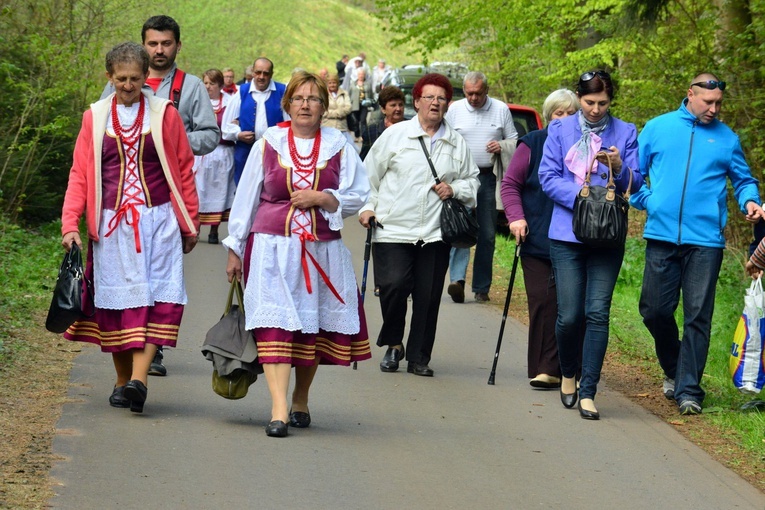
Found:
[630,73,764,415]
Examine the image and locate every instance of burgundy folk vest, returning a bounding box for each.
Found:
[251,142,343,241]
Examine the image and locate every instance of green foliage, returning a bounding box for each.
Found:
[0,213,62,367]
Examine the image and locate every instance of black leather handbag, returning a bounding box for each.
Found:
[418,137,478,249]
[45,244,93,333]
[572,151,632,249]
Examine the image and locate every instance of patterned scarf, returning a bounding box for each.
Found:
[564,110,610,184]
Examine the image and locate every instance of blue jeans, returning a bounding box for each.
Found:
[639,240,723,404]
[550,240,624,400]
[449,171,497,293]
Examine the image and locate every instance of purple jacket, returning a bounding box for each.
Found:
[538,113,643,243]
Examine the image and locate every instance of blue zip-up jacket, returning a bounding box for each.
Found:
[630,99,760,248]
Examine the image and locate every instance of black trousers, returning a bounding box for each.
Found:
[521,255,561,378]
[373,241,450,365]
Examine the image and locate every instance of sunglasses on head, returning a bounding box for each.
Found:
[580,70,611,82]
[691,80,726,91]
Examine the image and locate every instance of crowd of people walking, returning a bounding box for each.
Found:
[56,13,765,437]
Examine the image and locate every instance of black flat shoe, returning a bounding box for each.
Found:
[560,387,578,409]
[123,380,148,413]
[289,410,311,428]
[265,420,289,437]
[379,345,405,372]
[208,232,219,244]
[109,385,130,408]
[578,400,600,420]
[407,362,434,377]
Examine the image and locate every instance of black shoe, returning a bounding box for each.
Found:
[407,362,434,377]
[149,350,166,377]
[578,400,600,420]
[109,385,130,408]
[379,345,405,372]
[265,420,289,437]
[208,232,219,244]
[289,410,311,428]
[560,386,578,409]
[447,280,465,303]
[123,380,148,413]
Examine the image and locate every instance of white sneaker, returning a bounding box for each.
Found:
[662,377,675,400]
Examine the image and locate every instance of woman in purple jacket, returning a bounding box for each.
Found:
[538,70,643,420]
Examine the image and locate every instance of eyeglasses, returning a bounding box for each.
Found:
[253,70,272,76]
[691,80,726,91]
[580,70,611,82]
[289,96,323,106]
[420,95,448,104]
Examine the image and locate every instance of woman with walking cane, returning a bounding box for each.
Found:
[223,71,371,437]
[538,71,642,420]
[500,89,579,389]
[360,73,479,377]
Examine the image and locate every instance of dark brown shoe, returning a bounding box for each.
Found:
[475,292,490,302]
[448,280,465,303]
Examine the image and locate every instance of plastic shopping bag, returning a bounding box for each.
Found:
[730,277,765,394]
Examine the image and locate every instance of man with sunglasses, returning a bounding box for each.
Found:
[631,73,764,416]
[222,57,289,184]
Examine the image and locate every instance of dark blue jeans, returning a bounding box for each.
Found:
[448,171,497,293]
[550,240,624,400]
[639,240,723,404]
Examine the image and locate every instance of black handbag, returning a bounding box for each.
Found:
[572,151,633,248]
[418,137,478,249]
[45,244,94,333]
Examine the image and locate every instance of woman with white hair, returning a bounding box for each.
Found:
[500,89,578,390]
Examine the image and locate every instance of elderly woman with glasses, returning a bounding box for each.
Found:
[359,73,479,377]
[538,71,643,420]
[223,71,371,438]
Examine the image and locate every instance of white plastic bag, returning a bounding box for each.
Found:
[730,277,765,394]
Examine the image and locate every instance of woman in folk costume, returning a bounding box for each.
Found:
[60,42,199,414]
[223,71,371,438]
[194,68,236,245]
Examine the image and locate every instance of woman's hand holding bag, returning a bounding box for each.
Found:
[572,150,632,248]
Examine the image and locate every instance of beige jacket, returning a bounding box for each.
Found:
[322,89,352,131]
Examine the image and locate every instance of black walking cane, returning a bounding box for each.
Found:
[488,241,521,385]
[354,217,378,370]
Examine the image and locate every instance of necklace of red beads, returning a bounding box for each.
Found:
[288,127,321,173]
[212,93,224,114]
[111,96,145,147]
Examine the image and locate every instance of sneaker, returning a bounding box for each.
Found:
[447,280,465,303]
[662,377,675,400]
[148,350,167,377]
[678,399,702,415]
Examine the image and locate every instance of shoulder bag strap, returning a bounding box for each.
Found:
[171,69,186,109]
[418,136,441,185]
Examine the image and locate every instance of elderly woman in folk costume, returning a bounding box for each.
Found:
[194,68,236,244]
[61,42,199,413]
[223,71,371,438]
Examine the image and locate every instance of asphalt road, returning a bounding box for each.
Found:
[50,222,765,509]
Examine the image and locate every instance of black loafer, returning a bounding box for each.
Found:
[208,232,219,244]
[265,420,289,437]
[578,400,600,420]
[123,380,148,413]
[407,362,434,377]
[560,387,578,409]
[380,345,405,372]
[109,385,130,408]
[289,410,311,428]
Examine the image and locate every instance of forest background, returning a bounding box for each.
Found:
[1,0,765,506]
